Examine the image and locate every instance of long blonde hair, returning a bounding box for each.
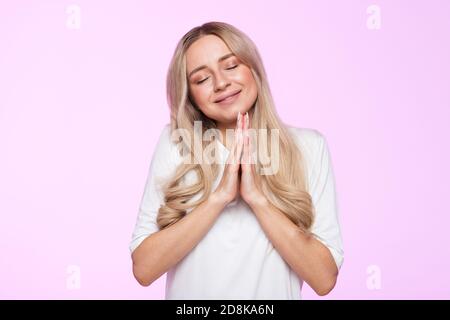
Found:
[159,21,314,233]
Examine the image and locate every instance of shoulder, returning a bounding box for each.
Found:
[285,125,327,158]
[286,125,325,142]
[152,123,173,157]
[150,123,183,174]
[285,126,333,179]
[158,123,172,142]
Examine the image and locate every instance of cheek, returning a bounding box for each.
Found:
[240,70,257,96]
[190,86,208,103]
[239,68,256,87]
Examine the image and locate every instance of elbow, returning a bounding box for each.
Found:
[133,267,153,287]
[132,263,155,287]
[137,279,153,287]
[313,250,340,296]
[314,273,338,296]
[315,276,337,296]
[131,246,156,287]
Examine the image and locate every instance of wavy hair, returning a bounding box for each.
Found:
[158,21,314,233]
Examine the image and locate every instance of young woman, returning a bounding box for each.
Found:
[129,21,344,299]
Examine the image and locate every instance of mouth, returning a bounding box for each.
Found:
[214,90,242,104]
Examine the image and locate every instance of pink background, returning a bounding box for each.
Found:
[1,0,449,299]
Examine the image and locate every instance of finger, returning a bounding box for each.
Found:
[241,134,246,167]
[248,126,255,165]
[226,112,242,168]
[236,111,246,158]
[235,124,244,166]
[224,116,238,168]
[241,112,249,166]
[246,112,256,166]
[233,112,244,166]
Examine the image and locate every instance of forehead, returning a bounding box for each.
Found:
[186,35,232,71]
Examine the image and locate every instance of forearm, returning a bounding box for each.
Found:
[132,193,228,286]
[249,197,338,296]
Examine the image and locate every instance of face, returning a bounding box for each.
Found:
[186,35,258,131]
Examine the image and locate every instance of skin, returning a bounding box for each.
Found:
[186,34,258,144]
[131,35,339,296]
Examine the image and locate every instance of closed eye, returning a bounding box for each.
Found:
[197,78,209,84]
[196,65,239,85]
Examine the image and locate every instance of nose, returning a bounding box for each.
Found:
[213,71,231,92]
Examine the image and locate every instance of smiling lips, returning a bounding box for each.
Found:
[214,90,242,103]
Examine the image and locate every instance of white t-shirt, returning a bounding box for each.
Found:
[129,124,344,299]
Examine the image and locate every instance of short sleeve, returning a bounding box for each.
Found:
[129,124,176,254]
[308,131,344,270]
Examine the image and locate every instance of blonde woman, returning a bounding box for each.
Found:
[129,21,344,299]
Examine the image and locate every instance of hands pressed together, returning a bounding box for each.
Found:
[213,112,267,207]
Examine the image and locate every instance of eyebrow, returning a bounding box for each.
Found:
[188,53,236,79]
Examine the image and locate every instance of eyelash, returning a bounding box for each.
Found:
[196,65,238,84]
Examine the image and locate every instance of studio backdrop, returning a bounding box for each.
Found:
[1,0,449,299]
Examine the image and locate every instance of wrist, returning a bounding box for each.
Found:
[210,191,232,208]
[247,193,269,210]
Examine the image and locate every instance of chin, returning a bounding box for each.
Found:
[229,105,246,117]
[212,101,249,122]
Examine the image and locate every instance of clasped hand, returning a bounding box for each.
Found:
[214,112,266,207]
